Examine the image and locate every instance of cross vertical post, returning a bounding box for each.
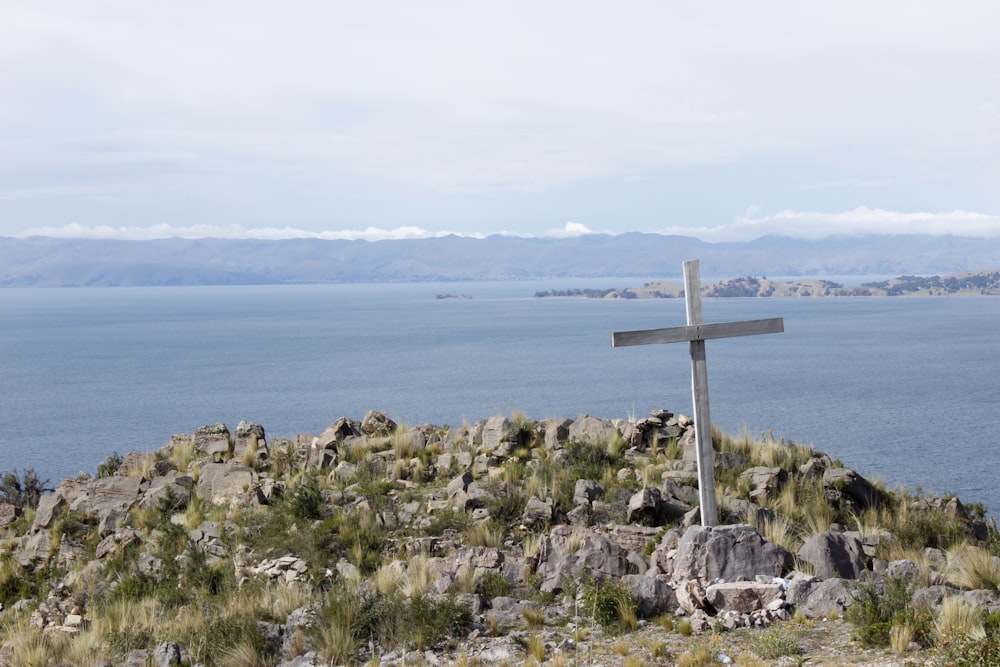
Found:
[611,259,784,527]
[683,259,719,526]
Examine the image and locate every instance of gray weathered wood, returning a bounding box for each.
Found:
[611,318,784,347]
[611,259,784,527]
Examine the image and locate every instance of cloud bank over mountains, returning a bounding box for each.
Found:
[14,208,1000,242]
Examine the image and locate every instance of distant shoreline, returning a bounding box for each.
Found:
[534,269,1000,299]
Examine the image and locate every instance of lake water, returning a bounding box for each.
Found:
[2,282,998,516]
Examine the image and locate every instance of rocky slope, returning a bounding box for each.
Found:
[1,410,997,666]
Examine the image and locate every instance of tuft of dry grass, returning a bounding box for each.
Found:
[944,545,1000,592]
[935,595,986,643]
[890,622,915,654]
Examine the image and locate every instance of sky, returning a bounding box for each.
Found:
[2,2,999,242]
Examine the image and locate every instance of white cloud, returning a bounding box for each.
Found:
[657,207,1000,242]
[544,222,594,238]
[15,223,457,242]
[19,208,1000,243]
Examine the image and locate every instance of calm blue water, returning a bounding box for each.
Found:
[2,283,998,516]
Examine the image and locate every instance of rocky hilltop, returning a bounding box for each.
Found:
[1,410,998,666]
[535,269,1000,299]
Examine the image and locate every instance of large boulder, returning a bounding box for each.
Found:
[361,410,397,437]
[196,463,258,506]
[32,493,67,530]
[543,418,572,450]
[798,578,858,619]
[823,468,881,509]
[71,475,145,521]
[313,418,363,450]
[480,416,518,455]
[233,421,267,461]
[0,503,18,528]
[573,479,604,506]
[705,581,784,614]
[670,524,792,583]
[536,528,631,592]
[738,466,787,503]
[622,573,678,617]
[193,423,233,461]
[567,415,618,446]
[627,487,663,526]
[797,531,867,579]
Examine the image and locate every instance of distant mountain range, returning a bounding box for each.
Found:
[1,233,999,287]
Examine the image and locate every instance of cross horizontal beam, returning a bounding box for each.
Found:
[611,317,784,348]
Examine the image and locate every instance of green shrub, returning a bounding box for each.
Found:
[96,452,124,478]
[846,577,921,647]
[581,577,637,633]
[478,572,510,599]
[353,593,470,652]
[288,474,324,521]
[0,467,51,510]
[425,509,471,536]
[747,625,802,658]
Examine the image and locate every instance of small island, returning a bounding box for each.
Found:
[436,293,473,300]
[535,269,1000,299]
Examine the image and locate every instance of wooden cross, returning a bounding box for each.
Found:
[611,259,784,526]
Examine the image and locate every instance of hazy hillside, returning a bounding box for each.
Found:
[537,270,1000,299]
[2,233,999,287]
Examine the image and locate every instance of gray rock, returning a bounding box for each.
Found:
[886,559,921,583]
[521,497,553,528]
[798,578,858,619]
[480,416,517,453]
[738,466,786,502]
[142,473,193,513]
[125,650,150,667]
[573,479,604,505]
[963,589,1000,614]
[622,574,677,617]
[313,417,363,450]
[536,529,630,592]
[543,418,572,450]
[567,414,618,446]
[823,467,880,509]
[152,641,183,667]
[233,420,267,461]
[361,410,396,437]
[446,471,474,498]
[670,524,792,583]
[799,455,830,478]
[196,463,257,506]
[797,531,867,579]
[16,529,53,568]
[32,492,66,530]
[0,502,18,527]
[193,423,233,461]
[705,581,783,614]
[486,596,545,628]
[911,585,959,610]
[75,475,145,522]
[784,577,816,606]
[627,486,662,526]
[676,578,710,614]
[278,652,321,667]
